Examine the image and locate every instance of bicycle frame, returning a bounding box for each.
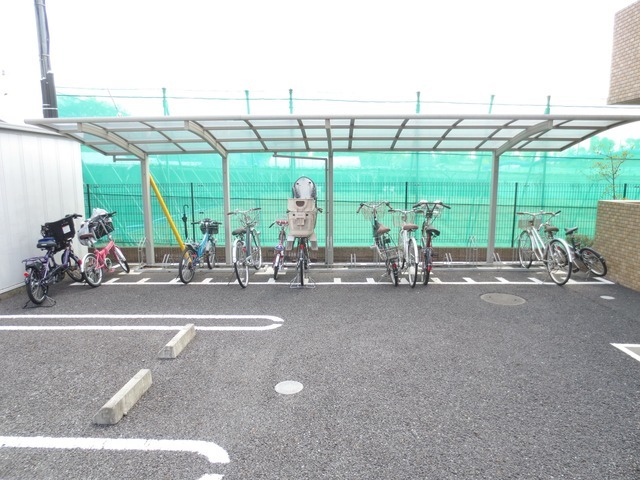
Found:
[413,200,449,285]
[270,219,288,280]
[516,210,573,285]
[23,213,85,304]
[357,201,400,285]
[81,212,130,288]
[389,207,419,287]
[228,208,262,288]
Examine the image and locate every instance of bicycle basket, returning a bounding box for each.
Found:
[92,216,114,240]
[241,209,260,227]
[391,211,416,227]
[41,215,76,247]
[200,219,219,235]
[517,217,541,230]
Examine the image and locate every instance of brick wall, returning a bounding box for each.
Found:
[608,1,640,105]
[594,200,640,291]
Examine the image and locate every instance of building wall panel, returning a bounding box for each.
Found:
[0,126,86,295]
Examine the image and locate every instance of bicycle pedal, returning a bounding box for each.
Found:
[108,268,115,273]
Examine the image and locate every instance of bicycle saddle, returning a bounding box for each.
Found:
[425,227,440,237]
[545,225,559,233]
[565,227,578,235]
[402,223,419,232]
[376,224,391,235]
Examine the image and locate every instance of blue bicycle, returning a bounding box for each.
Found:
[178,217,221,284]
[22,213,85,304]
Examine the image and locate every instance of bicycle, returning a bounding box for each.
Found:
[287,198,321,288]
[564,227,607,277]
[413,200,450,286]
[22,214,85,305]
[79,210,130,288]
[516,210,573,286]
[178,216,222,284]
[357,201,400,286]
[389,207,419,287]
[227,207,262,288]
[270,218,289,280]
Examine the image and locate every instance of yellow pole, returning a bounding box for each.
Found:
[149,174,185,250]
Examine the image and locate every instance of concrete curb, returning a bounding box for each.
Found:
[158,323,196,359]
[93,369,152,425]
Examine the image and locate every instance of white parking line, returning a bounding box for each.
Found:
[611,344,640,363]
[0,314,285,332]
[0,435,229,464]
[0,314,284,321]
[69,277,615,287]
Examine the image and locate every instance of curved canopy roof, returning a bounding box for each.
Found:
[25,113,640,159]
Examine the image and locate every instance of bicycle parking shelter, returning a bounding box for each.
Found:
[26,113,640,265]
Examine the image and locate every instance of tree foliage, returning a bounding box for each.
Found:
[589,137,632,199]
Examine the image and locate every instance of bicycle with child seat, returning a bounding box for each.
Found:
[178,216,222,284]
[80,211,130,288]
[22,213,85,305]
[516,210,573,285]
[389,207,419,287]
[228,207,262,288]
[413,200,450,286]
[270,218,288,280]
[564,226,607,277]
[357,201,400,286]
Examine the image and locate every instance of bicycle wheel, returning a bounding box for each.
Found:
[178,246,197,284]
[407,237,418,288]
[421,246,432,285]
[250,231,262,270]
[82,253,103,288]
[545,239,572,286]
[391,261,399,286]
[113,246,130,273]
[273,252,282,280]
[66,255,84,282]
[234,240,249,288]
[579,247,607,277]
[298,256,305,286]
[25,268,47,304]
[205,239,216,269]
[517,231,534,268]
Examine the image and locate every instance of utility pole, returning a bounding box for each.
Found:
[34,0,58,117]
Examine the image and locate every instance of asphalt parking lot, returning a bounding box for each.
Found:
[0,264,639,479]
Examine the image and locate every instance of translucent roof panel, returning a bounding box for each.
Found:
[25,113,640,158]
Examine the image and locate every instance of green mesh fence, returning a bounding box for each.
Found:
[84,181,639,249]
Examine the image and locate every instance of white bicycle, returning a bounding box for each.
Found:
[516,210,573,286]
[389,207,419,287]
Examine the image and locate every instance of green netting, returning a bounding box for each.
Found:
[84,180,640,249]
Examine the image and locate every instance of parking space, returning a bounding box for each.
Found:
[0,265,639,479]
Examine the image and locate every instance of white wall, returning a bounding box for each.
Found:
[0,124,86,295]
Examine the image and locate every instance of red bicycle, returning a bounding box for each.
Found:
[79,210,130,287]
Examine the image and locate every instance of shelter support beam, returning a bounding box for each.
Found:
[140,157,155,265]
[326,151,334,265]
[325,119,334,265]
[222,155,232,265]
[486,152,500,264]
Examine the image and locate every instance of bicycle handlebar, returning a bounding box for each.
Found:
[356,201,390,214]
[412,200,450,210]
[516,210,561,217]
[227,207,261,216]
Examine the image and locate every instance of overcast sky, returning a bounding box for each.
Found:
[1,0,638,122]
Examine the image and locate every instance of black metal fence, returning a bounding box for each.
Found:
[84,182,640,249]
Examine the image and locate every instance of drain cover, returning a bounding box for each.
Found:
[275,381,303,395]
[480,293,526,305]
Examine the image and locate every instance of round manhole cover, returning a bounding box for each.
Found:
[480,293,526,305]
[275,380,304,395]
